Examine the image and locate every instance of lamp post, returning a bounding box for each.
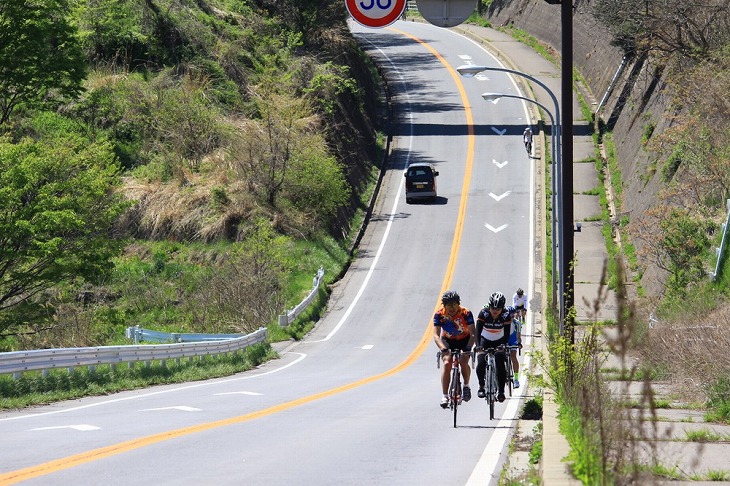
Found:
[480,92,559,309]
[457,64,567,333]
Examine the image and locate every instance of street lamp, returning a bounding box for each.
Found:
[480,92,559,309]
[457,64,569,332]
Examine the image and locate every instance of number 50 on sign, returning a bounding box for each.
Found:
[345,0,407,28]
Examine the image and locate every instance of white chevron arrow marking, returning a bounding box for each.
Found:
[489,191,511,201]
[485,223,508,233]
[141,406,201,412]
[491,127,507,135]
[493,159,509,168]
[32,424,101,431]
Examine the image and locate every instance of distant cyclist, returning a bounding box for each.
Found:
[508,313,523,388]
[523,127,533,155]
[475,292,513,402]
[512,288,527,322]
[434,290,476,408]
[511,289,527,388]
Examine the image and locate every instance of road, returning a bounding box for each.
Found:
[0,20,537,486]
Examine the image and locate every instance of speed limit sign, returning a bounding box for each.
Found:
[345,0,407,28]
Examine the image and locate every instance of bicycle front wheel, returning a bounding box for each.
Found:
[453,376,461,428]
[449,366,461,428]
[486,367,495,420]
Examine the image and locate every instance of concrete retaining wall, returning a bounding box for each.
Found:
[484,0,675,299]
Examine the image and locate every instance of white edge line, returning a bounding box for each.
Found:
[0,352,307,422]
[452,28,538,484]
[307,38,413,343]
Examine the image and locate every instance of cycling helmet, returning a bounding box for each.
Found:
[516,288,524,296]
[488,291,506,309]
[441,290,460,305]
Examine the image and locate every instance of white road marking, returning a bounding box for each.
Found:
[0,353,307,422]
[485,223,508,233]
[31,424,101,432]
[306,41,413,344]
[490,127,507,135]
[140,406,201,412]
[489,191,511,201]
[361,345,374,350]
[493,159,509,168]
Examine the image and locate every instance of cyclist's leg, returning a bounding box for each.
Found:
[459,350,471,386]
[441,352,451,394]
[495,352,507,399]
[507,332,519,374]
[475,352,486,390]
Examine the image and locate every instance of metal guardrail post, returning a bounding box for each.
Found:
[711,198,730,281]
[278,267,324,328]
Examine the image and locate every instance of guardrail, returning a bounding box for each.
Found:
[125,326,243,344]
[1,268,324,379]
[278,266,324,327]
[0,327,267,379]
[711,198,730,281]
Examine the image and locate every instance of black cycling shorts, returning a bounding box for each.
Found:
[443,337,471,352]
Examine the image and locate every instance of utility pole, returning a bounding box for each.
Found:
[560,0,574,341]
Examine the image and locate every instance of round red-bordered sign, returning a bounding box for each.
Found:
[346,0,407,28]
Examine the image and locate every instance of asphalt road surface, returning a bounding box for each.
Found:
[0,20,537,486]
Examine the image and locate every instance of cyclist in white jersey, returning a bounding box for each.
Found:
[510,288,527,388]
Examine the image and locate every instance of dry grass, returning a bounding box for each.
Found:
[640,305,730,403]
[120,170,260,242]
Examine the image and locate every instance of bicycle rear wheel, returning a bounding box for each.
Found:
[506,358,513,397]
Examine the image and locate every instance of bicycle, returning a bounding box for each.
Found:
[437,348,464,428]
[523,128,533,156]
[505,345,521,397]
[474,346,505,420]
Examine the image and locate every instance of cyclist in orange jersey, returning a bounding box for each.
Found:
[434,290,476,408]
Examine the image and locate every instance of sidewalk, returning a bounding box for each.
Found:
[451,23,613,484]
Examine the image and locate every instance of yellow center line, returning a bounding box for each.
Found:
[0,30,475,485]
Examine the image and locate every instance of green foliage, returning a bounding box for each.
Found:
[70,0,151,67]
[661,151,682,182]
[521,396,543,420]
[660,209,712,295]
[641,122,655,146]
[0,115,129,335]
[705,375,730,423]
[0,0,86,124]
[304,62,358,117]
[283,147,350,226]
[529,440,542,465]
[0,0,379,347]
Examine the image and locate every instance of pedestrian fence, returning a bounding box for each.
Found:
[278,266,324,327]
[711,198,730,281]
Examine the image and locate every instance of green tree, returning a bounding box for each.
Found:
[283,140,350,227]
[0,119,128,336]
[203,219,292,333]
[0,0,86,125]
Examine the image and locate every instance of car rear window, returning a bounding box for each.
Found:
[407,167,432,181]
